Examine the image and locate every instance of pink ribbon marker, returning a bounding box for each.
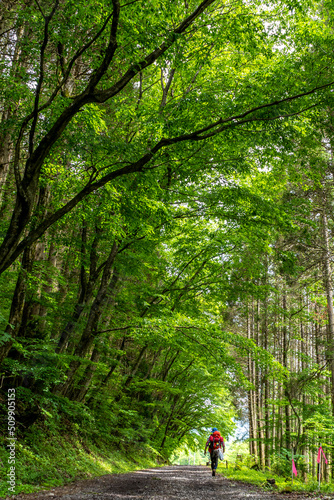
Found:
[317,446,328,465]
[292,459,298,476]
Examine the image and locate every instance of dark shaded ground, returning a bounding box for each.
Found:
[9,466,333,500]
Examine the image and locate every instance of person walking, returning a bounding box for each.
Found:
[204,427,225,476]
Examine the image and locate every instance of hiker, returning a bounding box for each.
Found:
[204,427,225,476]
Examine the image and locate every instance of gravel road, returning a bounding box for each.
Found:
[9,465,332,500]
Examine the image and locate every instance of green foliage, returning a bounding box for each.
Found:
[271,449,303,477]
[220,462,334,494]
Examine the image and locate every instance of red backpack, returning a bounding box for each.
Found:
[211,431,222,450]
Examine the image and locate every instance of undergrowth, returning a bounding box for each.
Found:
[0,427,158,498]
[0,388,161,498]
[218,463,334,495]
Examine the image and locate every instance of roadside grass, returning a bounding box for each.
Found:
[0,429,158,498]
[218,462,334,495]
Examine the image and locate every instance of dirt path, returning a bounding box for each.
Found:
[12,465,327,500]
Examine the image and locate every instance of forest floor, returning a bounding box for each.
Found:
[8,465,334,500]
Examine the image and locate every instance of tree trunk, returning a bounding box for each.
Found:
[322,210,334,414]
[75,346,101,402]
[57,242,118,397]
[0,244,36,365]
[248,300,258,460]
[282,293,291,452]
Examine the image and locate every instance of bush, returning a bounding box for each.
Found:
[271,449,306,477]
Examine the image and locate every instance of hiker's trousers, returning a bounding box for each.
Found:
[210,449,219,470]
